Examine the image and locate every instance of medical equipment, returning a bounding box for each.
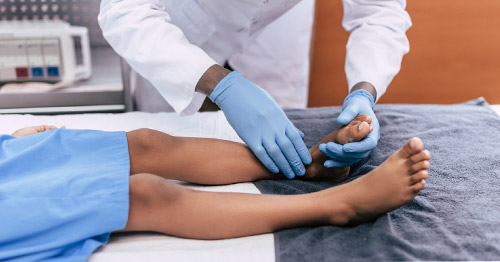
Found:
[0,1,128,114]
[0,20,91,85]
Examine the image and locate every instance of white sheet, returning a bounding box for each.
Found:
[0,111,274,262]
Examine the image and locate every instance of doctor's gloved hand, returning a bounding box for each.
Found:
[319,89,379,168]
[210,71,312,179]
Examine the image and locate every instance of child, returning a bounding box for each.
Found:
[0,115,430,261]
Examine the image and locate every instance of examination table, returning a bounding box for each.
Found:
[1,98,499,261]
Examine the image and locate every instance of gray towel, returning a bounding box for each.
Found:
[254,98,500,261]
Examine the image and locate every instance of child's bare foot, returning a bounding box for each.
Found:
[326,137,431,226]
[303,114,373,182]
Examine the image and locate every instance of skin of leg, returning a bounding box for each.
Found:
[126,114,373,184]
[124,137,431,239]
[125,173,341,239]
[126,128,274,184]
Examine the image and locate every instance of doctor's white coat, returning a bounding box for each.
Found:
[99,0,411,114]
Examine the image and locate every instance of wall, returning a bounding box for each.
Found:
[308,0,500,106]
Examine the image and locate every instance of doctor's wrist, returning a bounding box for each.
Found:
[196,64,231,96]
[351,82,377,101]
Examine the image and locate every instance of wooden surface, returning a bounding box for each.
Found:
[308,0,500,106]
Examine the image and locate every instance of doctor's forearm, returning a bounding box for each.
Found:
[342,0,411,100]
[196,64,231,96]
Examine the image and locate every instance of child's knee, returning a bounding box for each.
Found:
[129,173,180,207]
[127,128,169,151]
[127,174,165,230]
[130,173,162,205]
[126,174,162,230]
[126,129,174,172]
[126,174,186,232]
[130,128,175,150]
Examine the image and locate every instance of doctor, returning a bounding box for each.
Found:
[98,0,411,179]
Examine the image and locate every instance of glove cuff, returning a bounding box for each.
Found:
[209,71,241,103]
[343,89,375,110]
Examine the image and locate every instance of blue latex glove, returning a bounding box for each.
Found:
[319,89,379,168]
[210,71,312,179]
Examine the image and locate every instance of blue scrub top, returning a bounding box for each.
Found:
[0,129,130,262]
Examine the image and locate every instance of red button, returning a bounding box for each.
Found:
[15,67,29,78]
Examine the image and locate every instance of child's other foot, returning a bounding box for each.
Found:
[303,114,373,182]
[327,137,431,226]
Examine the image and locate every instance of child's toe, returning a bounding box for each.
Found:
[409,170,429,185]
[409,160,430,173]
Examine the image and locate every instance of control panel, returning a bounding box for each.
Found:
[0,38,62,82]
[0,20,91,85]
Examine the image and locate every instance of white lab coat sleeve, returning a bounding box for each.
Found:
[342,0,411,101]
[98,0,217,115]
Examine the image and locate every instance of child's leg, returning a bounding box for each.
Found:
[126,114,373,184]
[124,137,430,239]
